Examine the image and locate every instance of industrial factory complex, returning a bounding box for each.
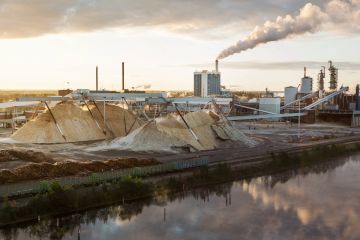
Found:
[193,60,360,127]
[1,59,360,198]
[1,60,360,142]
[2,0,360,237]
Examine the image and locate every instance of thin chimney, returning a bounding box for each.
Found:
[122,62,125,91]
[304,67,306,78]
[215,59,219,72]
[96,66,98,91]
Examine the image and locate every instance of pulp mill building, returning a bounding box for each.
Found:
[194,60,221,97]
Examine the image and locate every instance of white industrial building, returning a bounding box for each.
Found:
[259,97,281,114]
[194,70,221,97]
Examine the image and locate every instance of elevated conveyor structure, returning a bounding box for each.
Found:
[303,87,348,110]
[281,92,318,110]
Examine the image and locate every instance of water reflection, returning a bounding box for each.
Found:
[2,154,360,240]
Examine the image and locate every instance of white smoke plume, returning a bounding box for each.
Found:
[132,84,152,90]
[217,0,360,60]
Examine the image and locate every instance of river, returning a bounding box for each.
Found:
[2,153,360,240]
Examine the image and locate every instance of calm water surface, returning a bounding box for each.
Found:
[2,154,360,240]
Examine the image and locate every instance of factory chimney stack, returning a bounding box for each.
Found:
[215,59,219,72]
[356,84,360,111]
[96,66,98,91]
[304,67,307,77]
[122,62,125,91]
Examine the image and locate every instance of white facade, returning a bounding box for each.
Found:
[284,86,298,105]
[201,71,208,97]
[259,97,281,114]
[194,70,221,97]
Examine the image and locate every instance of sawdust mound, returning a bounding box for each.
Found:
[11,102,141,144]
[0,158,159,184]
[106,123,191,152]
[103,110,257,152]
[90,103,142,138]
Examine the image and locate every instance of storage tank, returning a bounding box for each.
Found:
[284,86,298,105]
[300,77,313,94]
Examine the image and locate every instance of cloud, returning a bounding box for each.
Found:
[0,0,334,39]
[185,61,360,70]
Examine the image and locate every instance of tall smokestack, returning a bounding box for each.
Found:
[215,59,219,72]
[96,66,98,91]
[122,62,125,91]
[304,67,307,77]
[356,84,360,111]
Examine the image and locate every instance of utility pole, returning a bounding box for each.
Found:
[96,66,99,91]
[297,84,301,142]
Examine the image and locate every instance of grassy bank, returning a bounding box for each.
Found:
[0,165,232,227]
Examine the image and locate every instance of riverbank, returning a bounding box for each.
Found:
[3,151,359,240]
[1,131,360,198]
[1,139,360,228]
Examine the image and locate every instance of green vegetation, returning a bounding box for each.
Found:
[0,175,153,225]
[231,143,360,183]
[0,165,232,227]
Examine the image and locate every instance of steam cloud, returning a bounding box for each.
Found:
[217,0,360,60]
[133,84,151,90]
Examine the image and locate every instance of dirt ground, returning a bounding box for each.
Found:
[0,157,159,184]
[0,121,360,184]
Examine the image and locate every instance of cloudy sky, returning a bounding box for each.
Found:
[0,0,359,91]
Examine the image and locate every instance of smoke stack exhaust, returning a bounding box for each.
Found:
[215,59,219,72]
[96,66,98,91]
[304,67,307,77]
[122,62,125,91]
[216,3,326,60]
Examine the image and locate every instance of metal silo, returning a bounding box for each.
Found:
[300,77,313,94]
[299,67,313,94]
[284,86,298,105]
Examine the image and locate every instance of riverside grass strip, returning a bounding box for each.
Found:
[0,158,209,198]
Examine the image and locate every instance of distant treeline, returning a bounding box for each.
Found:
[0,90,57,103]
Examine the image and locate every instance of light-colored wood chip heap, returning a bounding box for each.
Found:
[11,102,141,143]
[102,110,257,152]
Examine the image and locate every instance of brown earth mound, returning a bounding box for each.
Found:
[0,150,55,163]
[0,158,160,184]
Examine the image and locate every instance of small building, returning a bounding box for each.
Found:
[194,70,221,97]
[259,97,280,114]
[220,86,232,97]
